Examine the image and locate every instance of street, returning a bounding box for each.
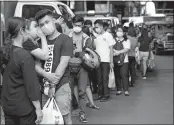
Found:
[0,53,173,124]
[72,52,173,124]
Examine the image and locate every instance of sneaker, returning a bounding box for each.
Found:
[124,91,130,96]
[116,91,122,95]
[142,76,147,79]
[79,112,88,123]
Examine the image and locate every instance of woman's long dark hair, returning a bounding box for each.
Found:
[0,17,26,74]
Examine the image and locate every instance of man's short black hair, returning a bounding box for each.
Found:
[35,9,53,22]
[94,19,103,26]
[84,20,92,26]
[72,15,84,24]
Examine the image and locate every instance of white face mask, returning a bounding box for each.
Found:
[116,31,124,37]
[41,23,55,36]
[73,26,82,33]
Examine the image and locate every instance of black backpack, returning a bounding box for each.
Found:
[113,39,125,66]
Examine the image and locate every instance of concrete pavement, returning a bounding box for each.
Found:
[0,53,173,124]
[72,53,173,124]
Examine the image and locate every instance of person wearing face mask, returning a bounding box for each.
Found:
[35,9,73,124]
[94,19,114,102]
[1,17,43,125]
[113,25,131,96]
[68,15,95,123]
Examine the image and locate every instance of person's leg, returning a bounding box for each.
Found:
[113,64,122,93]
[102,62,110,98]
[85,86,99,109]
[120,63,129,95]
[77,67,89,123]
[63,113,72,125]
[142,52,149,78]
[96,64,103,99]
[129,56,136,86]
[20,109,37,125]
[4,112,19,125]
[55,83,72,124]
[139,51,144,74]
[91,69,98,93]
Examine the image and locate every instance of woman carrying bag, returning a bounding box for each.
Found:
[113,25,131,96]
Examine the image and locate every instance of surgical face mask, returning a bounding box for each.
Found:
[116,31,124,38]
[89,27,92,33]
[41,22,55,36]
[73,26,82,33]
[95,27,102,34]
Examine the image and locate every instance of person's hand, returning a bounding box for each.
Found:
[110,62,114,69]
[45,73,59,84]
[35,108,43,124]
[48,87,56,98]
[113,50,120,56]
[55,17,64,25]
[37,28,45,39]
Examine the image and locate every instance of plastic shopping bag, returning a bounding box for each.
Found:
[147,51,155,70]
[135,47,140,65]
[108,68,115,89]
[40,98,64,125]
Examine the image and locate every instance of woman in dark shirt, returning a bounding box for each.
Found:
[138,26,151,79]
[1,17,43,125]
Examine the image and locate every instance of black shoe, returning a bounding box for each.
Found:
[100,96,110,102]
[129,84,134,87]
[96,96,103,100]
[79,111,88,123]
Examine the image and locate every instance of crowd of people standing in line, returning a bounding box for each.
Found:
[0,9,154,124]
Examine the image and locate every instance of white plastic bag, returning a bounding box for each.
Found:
[40,98,64,125]
[147,51,155,70]
[135,47,140,65]
[108,68,115,89]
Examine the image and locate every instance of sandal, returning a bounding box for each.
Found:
[86,103,100,110]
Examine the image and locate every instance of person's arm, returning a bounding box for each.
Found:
[54,37,73,85]
[107,33,115,68]
[114,39,130,56]
[35,60,58,83]
[110,46,114,67]
[23,38,49,61]
[31,29,49,60]
[35,60,47,77]
[22,55,43,123]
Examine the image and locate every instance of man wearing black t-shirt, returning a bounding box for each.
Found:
[35,9,73,124]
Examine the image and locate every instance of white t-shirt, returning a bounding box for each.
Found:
[94,32,115,62]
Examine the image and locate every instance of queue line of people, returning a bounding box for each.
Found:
[0,9,153,124]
